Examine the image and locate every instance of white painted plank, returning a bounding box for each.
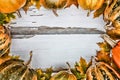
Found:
[9,5,106,70]
[10,6,106,31]
[11,34,103,70]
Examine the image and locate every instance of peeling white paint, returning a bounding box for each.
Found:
[10,6,105,69]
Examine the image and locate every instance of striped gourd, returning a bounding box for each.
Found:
[0,53,37,80]
[0,26,11,57]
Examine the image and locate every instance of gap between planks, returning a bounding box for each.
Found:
[9,26,105,39]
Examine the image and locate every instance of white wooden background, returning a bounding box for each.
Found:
[10,6,106,70]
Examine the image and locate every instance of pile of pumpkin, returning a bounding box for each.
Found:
[0,0,120,80]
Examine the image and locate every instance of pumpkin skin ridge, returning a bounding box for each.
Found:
[112,0,120,11]
[0,59,24,71]
[86,60,120,79]
[0,34,8,45]
[51,71,67,80]
[21,68,29,80]
[0,42,11,57]
[60,72,69,80]
[19,67,29,80]
[0,35,10,48]
[21,68,37,80]
[93,65,103,80]
[104,0,117,21]
[96,66,104,79]
[78,0,104,10]
[0,65,23,79]
[108,6,120,22]
[14,66,28,80]
[8,66,27,79]
[98,66,115,80]
[68,74,77,80]
[50,70,77,80]
[29,69,38,80]
[0,61,24,73]
[0,26,11,56]
[94,0,104,10]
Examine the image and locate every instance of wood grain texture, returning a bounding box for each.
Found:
[11,34,103,69]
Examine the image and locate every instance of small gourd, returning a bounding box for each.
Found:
[50,62,77,80]
[40,0,67,16]
[104,0,118,21]
[40,0,67,9]
[0,26,11,57]
[0,52,37,80]
[86,57,120,80]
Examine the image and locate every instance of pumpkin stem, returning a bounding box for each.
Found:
[66,62,72,74]
[52,9,58,17]
[16,10,22,18]
[87,10,91,17]
[25,51,33,66]
[101,34,117,48]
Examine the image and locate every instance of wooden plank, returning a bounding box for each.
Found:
[11,34,103,70]
[10,26,105,39]
[10,6,106,31]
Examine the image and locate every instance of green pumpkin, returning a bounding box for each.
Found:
[0,58,37,80]
[50,62,77,80]
[50,71,77,80]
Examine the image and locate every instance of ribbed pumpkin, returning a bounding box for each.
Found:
[104,0,120,40]
[104,0,120,25]
[78,0,104,10]
[0,53,37,80]
[40,0,67,9]
[50,71,77,80]
[86,59,120,80]
[0,26,11,57]
[0,0,26,13]
[50,62,77,80]
[77,0,105,17]
[40,0,67,16]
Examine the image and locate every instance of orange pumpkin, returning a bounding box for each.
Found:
[78,0,104,10]
[112,42,120,69]
[0,0,26,13]
[102,34,120,69]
